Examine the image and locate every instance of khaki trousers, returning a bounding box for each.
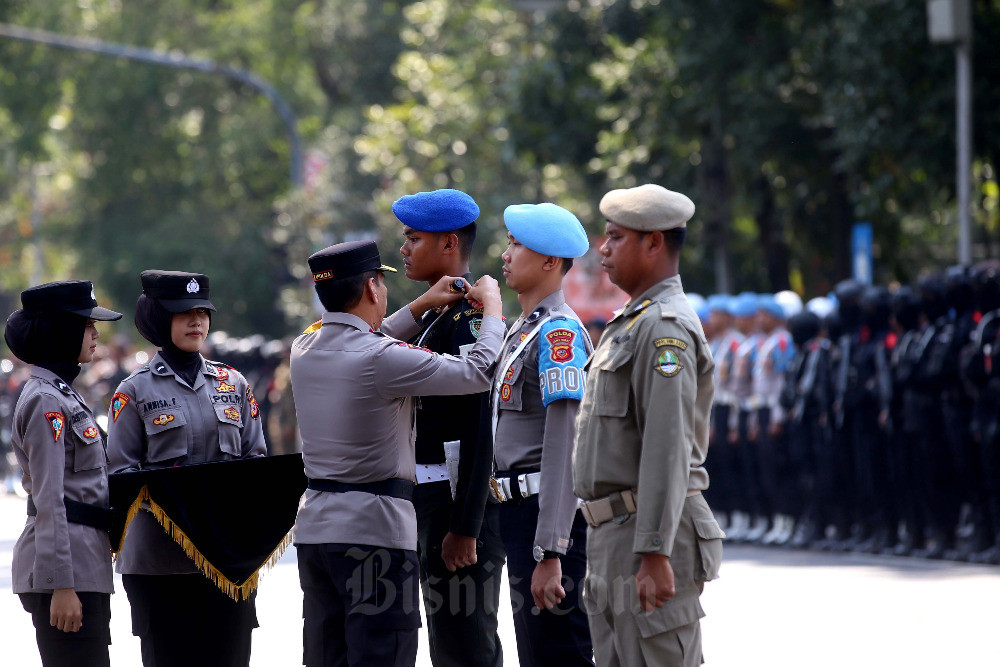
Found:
[583,493,723,667]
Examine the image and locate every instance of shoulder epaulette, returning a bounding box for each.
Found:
[303,320,322,334]
[124,365,151,381]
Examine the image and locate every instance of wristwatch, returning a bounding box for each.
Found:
[532,545,559,562]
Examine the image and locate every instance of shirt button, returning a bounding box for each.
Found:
[651,537,662,547]
[46,577,53,583]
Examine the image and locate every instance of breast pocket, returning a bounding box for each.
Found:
[497,357,525,412]
[213,404,243,456]
[71,417,106,472]
[594,348,633,418]
[142,408,189,463]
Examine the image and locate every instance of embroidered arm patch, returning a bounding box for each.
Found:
[538,318,588,406]
[45,411,65,441]
[111,392,130,423]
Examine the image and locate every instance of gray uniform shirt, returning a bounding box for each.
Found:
[11,368,113,594]
[573,275,715,556]
[493,290,586,555]
[107,353,267,574]
[291,309,503,551]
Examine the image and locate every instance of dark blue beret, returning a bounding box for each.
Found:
[392,189,480,232]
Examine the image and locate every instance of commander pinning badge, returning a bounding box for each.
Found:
[654,337,687,377]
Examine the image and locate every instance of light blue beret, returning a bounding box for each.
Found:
[503,203,590,258]
[731,292,759,318]
[758,294,785,319]
[392,189,480,232]
[707,294,732,314]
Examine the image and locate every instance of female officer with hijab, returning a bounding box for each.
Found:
[106,270,266,667]
[5,280,122,667]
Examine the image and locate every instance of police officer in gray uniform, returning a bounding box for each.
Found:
[574,184,724,667]
[5,280,122,667]
[491,203,594,666]
[107,270,267,667]
[291,240,504,667]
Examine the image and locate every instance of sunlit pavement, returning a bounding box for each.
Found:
[3,493,998,666]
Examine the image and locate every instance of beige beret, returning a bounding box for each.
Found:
[599,184,695,232]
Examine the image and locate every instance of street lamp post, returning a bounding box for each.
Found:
[0,22,303,188]
[927,0,973,265]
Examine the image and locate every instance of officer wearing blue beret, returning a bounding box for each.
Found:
[491,203,594,666]
[392,189,506,667]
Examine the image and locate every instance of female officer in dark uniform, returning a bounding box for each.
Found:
[5,280,123,667]
[106,270,267,667]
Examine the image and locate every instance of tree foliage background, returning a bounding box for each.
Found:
[1,0,999,343]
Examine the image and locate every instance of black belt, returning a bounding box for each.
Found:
[307,478,415,502]
[27,495,111,531]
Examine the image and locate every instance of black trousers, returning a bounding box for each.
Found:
[497,495,593,667]
[122,573,257,667]
[414,481,505,667]
[20,591,111,667]
[297,543,420,667]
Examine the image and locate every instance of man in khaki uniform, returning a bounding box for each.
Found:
[573,184,725,667]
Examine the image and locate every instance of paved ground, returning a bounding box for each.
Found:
[2,493,999,666]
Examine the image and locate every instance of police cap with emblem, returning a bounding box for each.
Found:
[392,189,479,232]
[599,183,695,232]
[308,240,397,283]
[503,203,589,258]
[140,270,216,313]
[4,280,122,365]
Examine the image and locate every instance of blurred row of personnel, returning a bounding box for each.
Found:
[697,263,1000,564]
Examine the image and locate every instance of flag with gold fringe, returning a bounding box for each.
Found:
[109,453,306,601]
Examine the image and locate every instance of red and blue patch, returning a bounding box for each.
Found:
[45,411,65,442]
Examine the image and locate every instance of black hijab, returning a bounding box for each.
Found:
[134,294,208,387]
[4,310,86,385]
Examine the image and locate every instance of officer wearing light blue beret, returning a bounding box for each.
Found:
[494,202,594,666]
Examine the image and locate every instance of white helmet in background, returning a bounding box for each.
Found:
[775,290,803,318]
[806,296,835,318]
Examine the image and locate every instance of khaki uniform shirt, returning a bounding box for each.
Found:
[573,275,715,556]
[493,290,588,555]
[107,353,267,574]
[11,368,113,594]
[291,309,503,551]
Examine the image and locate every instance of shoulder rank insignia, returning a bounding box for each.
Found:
[112,392,130,423]
[213,366,230,381]
[153,414,175,426]
[224,407,240,422]
[83,426,99,439]
[303,320,322,334]
[216,382,237,393]
[45,411,65,441]
[500,383,512,402]
[396,342,432,353]
[654,338,687,378]
[247,386,260,420]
